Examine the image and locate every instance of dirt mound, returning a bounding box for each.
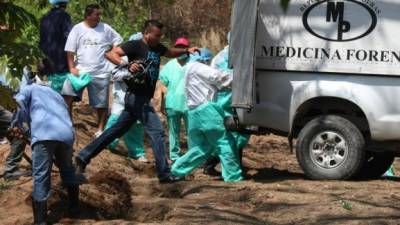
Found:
[82,170,132,219]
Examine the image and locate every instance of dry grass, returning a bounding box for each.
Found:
[144,0,232,52]
[197,28,227,53]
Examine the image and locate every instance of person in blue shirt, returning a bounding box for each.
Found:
[39,0,75,113]
[12,76,79,225]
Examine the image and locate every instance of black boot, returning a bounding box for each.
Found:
[203,156,221,177]
[75,157,86,174]
[32,200,47,225]
[67,186,79,216]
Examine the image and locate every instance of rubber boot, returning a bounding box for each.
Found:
[75,157,86,174]
[32,200,47,225]
[67,186,79,216]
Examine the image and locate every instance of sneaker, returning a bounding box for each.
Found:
[94,130,103,138]
[4,170,31,181]
[159,175,185,184]
[136,156,149,163]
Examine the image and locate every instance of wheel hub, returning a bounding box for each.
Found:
[310,131,349,169]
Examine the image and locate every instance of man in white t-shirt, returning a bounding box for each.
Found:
[64,4,122,136]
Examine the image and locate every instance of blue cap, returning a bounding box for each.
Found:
[129,32,143,41]
[49,0,69,4]
[189,48,213,63]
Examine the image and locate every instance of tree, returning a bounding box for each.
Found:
[0,0,144,108]
[0,1,41,89]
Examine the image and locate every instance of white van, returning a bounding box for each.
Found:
[229,0,400,180]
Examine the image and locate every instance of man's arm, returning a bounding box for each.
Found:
[164,47,199,58]
[105,46,127,65]
[65,27,78,76]
[12,87,31,130]
[66,51,79,76]
[106,46,142,73]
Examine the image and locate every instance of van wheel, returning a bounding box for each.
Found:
[356,152,395,179]
[296,115,365,180]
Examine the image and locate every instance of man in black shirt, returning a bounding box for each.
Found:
[76,20,198,183]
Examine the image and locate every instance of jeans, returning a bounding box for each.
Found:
[0,105,27,173]
[77,92,170,180]
[105,113,145,158]
[32,141,78,202]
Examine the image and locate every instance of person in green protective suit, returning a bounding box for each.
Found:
[171,48,243,182]
[159,37,191,162]
[203,35,251,176]
[104,33,148,163]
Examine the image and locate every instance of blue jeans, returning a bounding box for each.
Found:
[77,92,170,180]
[4,137,26,173]
[32,141,78,202]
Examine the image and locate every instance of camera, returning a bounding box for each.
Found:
[123,59,154,87]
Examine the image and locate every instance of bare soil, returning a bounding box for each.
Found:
[1,98,400,225]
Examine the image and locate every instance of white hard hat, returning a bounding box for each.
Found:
[49,0,69,5]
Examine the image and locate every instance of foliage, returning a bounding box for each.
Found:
[67,0,141,40]
[0,0,149,89]
[0,85,17,111]
[0,1,41,89]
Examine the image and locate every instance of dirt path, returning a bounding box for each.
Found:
[1,103,400,225]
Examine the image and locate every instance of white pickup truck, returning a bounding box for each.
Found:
[229,0,400,180]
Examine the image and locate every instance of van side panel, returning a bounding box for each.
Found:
[237,71,400,141]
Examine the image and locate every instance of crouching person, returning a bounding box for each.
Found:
[12,76,79,225]
[171,48,243,182]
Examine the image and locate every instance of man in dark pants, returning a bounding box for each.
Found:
[75,20,198,183]
[0,105,29,180]
[39,0,75,113]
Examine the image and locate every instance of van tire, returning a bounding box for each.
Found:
[357,152,395,179]
[296,115,365,180]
